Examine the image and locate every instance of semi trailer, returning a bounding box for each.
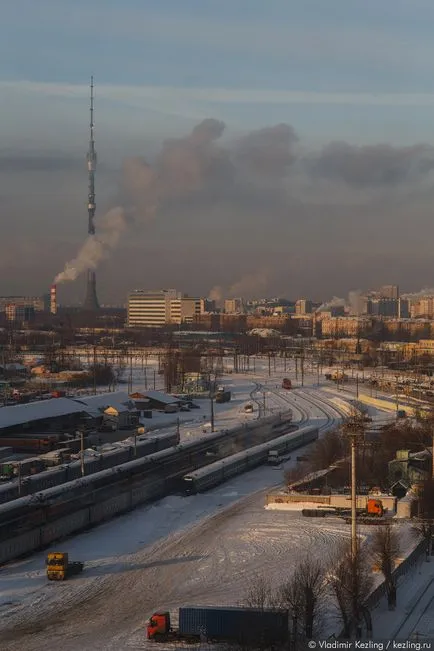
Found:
[147,606,289,644]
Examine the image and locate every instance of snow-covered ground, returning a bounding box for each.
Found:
[0,360,411,649]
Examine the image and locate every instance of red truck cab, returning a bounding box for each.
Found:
[147,612,170,639]
[367,498,384,516]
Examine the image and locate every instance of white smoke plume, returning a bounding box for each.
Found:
[209,286,224,305]
[348,289,363,314]
[401,287,434,301]
[209,270,269,305]
[54,207,126,283]
[316,296,346,312]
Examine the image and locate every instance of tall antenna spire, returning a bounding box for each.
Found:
[87,74,97,236]
[83,75,100,311]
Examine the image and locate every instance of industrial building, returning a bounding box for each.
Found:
[73,391,138,429]
[127,289,202,327]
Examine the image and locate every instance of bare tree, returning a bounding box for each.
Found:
[413,478,434,559]
[243,574,275,611]
[327,540,373,638]
[278,557,326,640]
[371,522,400,610]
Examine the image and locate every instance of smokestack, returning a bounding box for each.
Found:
[50,284,57,315]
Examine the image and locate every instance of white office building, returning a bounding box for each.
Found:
[127,289,202,327]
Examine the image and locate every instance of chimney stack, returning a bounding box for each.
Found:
[50,284,57,315]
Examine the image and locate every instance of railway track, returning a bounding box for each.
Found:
[391,577,434,640]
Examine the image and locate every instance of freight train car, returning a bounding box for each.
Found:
[182,425,318,494]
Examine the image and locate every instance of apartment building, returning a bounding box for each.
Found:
[295,299,313,315]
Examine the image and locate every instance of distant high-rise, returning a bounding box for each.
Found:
[295,298,313,315]
[380,285,399,300]
[83,76,100,311]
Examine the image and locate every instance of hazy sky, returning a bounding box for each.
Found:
[2,1,434,304]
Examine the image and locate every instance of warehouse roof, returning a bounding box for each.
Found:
[73,391,136,414]
[141,390,180,405]
[0,398,88,430]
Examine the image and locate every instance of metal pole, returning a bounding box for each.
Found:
[176,417,180,440]
[210,381,215,432]
[153,369,156,390]
[395,376,399,416]
[268,354,271,377]
[356,374,359,399]
[18,462,21,496]
[263,391,266,416]
[301,356,304,387]
[351,436,357,559]
[80,431,85,477]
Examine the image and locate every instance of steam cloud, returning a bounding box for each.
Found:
[209,270,269,304]
[316,296,346,312]
[54,208,126,283]
[53,116,434,293]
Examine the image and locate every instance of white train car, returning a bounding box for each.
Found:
[182,425,318,494]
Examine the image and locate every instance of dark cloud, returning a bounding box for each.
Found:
[309,141,434,186]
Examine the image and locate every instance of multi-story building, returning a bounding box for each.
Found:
[224,298,244,314]
[0,296,44,312]
[127,289,202,327]
[5,304,35,322]
[368,298,399,317]
[321,317,372,337]
[380,285,399,299]
[169,296,202,324]
[295,299,312,315]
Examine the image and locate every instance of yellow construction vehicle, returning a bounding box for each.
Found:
[46,552,84,581]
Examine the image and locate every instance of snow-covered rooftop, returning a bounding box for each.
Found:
[0,398,88,430]
[141,390,180,405]
[72,391,136,414]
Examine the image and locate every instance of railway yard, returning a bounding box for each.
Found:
[0,358,432,649]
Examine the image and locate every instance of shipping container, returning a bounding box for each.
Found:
[179,606,289,643]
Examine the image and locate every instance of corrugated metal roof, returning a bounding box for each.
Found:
[72,391,135,413]
[142,390,180,405]
[0,398,87,430]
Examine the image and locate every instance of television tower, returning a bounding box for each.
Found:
[83,75,100,311]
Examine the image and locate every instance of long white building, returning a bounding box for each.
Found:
[127,289,202,327]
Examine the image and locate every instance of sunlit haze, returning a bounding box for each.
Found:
[2,0,434,303]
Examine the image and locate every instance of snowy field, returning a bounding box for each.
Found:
[0,359,414,649]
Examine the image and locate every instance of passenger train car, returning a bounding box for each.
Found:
[182,425,318,494]
[0,430,180,504]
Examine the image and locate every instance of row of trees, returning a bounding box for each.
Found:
[242,525,403,644]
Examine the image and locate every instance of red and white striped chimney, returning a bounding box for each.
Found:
[50,284,57,315]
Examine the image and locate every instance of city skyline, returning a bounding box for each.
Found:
[2,2,434,302]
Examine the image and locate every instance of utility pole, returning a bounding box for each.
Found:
[343,415,365,637]
[263,391,266,416]
[80,431,85,477]
[18,462,22,496]
[210,377,215,432]
[93,345,97,395]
